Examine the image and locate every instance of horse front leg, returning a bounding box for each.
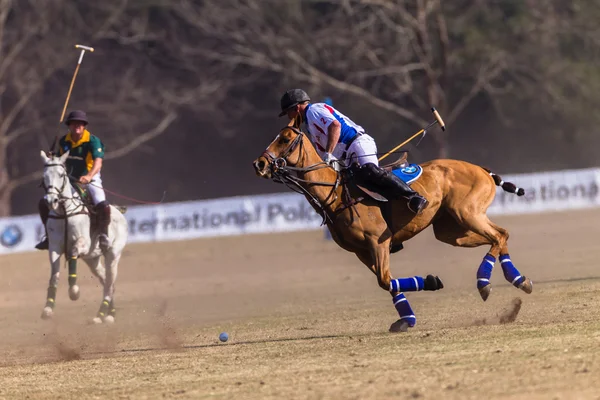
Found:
[356,240,444,333]
[41,249,62,320]
[93,251,120,324]
[66,236,91,302]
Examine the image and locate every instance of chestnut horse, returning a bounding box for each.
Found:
[253,117,532,332]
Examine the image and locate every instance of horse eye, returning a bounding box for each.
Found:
[280,136,290,144]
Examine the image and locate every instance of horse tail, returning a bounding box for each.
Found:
[482,167,525,196]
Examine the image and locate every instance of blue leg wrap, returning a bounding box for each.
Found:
[477,254,495,289]
[500,254,525,287]
[389,276,425,293]
[392,293,416,327]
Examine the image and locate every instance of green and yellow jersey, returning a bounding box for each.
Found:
[57,130,105,179]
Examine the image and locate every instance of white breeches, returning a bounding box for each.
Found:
[345,135,379,166]
[84,174,106,205]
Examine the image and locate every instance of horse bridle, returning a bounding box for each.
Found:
[261,126,306,172]
[42,162,86,218]
[42,163,69,198]
[261,126,344,225]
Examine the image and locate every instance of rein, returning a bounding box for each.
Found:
[262,126,356,225]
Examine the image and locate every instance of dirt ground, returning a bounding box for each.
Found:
[1,208,600,399]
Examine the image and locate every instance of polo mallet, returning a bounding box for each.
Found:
[51,44,95,154]
[378,107,446,162]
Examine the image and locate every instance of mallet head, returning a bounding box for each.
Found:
[75,44,94,52]
[431,107,446,131]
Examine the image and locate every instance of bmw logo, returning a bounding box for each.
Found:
[401,165,417,174]
[0,224,23,248]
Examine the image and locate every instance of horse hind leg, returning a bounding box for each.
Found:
[83,256,106,286]
[93,251,121,324]
[436,213,532,300]
[433,216,495,300]
[479,220,532,295]
[492,222,533,295]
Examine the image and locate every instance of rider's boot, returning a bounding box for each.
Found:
[96,201,111,251]
[35,199,50,250]
[357,163,428,214]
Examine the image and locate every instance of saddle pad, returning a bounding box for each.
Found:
[391,163,423,184]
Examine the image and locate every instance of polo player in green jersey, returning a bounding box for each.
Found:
[36,110,111,251]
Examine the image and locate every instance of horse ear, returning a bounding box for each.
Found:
[292,114,302,130]
[40,150,49,163]
[59,150,70,164]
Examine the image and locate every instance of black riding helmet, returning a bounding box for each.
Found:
[64,110,89,126]
[279,89,311,116]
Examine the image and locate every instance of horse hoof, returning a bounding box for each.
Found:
[479,284,492,301]
[389,319,411,333]
[41,307,53,320]
[424,275,444,291]
[103,315,115,324]
[92,317,103,325]
[518,277,533,294]
[68,285,80,301]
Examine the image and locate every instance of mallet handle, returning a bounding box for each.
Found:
[378,128,425,162]
[378,107,446,162]
[59,63,81,123]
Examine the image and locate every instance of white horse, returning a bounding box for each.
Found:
[40,150,128,324]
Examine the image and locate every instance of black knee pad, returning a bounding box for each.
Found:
[95,200,110,210]
[352,162,382,180]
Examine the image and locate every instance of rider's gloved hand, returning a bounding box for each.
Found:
[324,152,341,172]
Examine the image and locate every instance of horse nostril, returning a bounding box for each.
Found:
[257,160,266,171]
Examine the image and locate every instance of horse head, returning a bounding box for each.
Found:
[40,150,72,212]
[253,115,318,179]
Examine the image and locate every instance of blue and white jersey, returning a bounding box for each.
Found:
[303,103,365,153]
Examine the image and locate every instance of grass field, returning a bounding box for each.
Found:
[1,209,599,399]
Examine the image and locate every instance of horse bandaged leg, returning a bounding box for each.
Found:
[390,276,423,292]
[68,257,80,301]
[389,275,443,292]
[477,254,495,301]
[96,299,110,322]
[109,299,116,318]
[500,254,533,294]
[42,250,61,319]
[477,254,495,289]
[68,257,77,286]
[392,293,416,327]
[45,286,57,309]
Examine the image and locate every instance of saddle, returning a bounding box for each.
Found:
[382,151,409,172]
[71,183,128,233]
[347,152,411,202]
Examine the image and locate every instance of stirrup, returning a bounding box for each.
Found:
[407,196,428,215]
[35,237,49,250]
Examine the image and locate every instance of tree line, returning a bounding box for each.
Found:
[1,0,598,216]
